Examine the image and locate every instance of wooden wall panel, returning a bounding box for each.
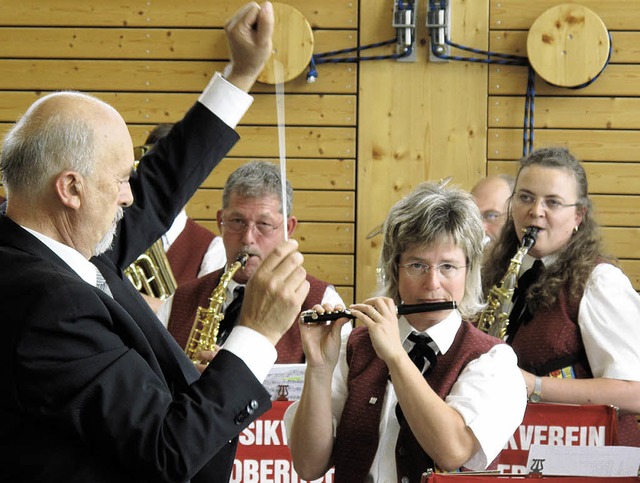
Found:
[356,0,490,301]
[490,0,640,30]
[0,28,355,60]
[187,190,354,223]
[0,0,357,29]
[490,31,639,63]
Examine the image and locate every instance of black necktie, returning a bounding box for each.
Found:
[217,286,244,345]
[506,259,544,342]
[396,332,439,424]
[407,332,438,376]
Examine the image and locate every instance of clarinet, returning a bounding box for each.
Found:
[300,301,457,325]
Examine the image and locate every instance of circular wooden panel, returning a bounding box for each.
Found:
[257,2,314,84]
[526,4,609,88]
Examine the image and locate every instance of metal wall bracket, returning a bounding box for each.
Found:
[427,0,451,62]
[393,0,418,62]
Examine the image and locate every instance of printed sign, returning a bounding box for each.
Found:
[231,401,335,483]
[496,403,619,474]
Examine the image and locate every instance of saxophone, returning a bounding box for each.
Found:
[124,239,177,300]
[185,253,249,363]
[477,227,539,339]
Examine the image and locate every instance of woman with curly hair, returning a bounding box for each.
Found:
[483,146,640,446]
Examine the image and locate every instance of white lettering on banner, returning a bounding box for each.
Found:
[505,425,606,450]
[239,419,288,446]
[230,459,335,483]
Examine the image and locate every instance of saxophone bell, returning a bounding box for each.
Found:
[124,239,177,300]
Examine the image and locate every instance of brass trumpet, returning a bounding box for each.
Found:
[301,301,457,325]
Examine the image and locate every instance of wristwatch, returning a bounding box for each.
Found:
[529,376,542,403]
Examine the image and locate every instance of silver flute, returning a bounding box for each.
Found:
[300,301,458,325]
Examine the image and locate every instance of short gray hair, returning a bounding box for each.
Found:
[1,91,98,195]
[378,180,485,319]
[222,160,293,215]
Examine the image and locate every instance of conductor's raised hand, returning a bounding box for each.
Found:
[238,239,310,346]
[224,1,275,92]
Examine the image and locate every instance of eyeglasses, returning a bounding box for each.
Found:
[481,211,506,224]
[220,218,282,237]
[399,262,467,280]
[512,191,580,212]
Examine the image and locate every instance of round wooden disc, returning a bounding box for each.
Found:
[526,4,609,88]
[257,2,314,84]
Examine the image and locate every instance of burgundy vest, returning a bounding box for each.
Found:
[167,270,329,364]
[333,322,502,483]
[509,265,640,447]
[165,218,216,285]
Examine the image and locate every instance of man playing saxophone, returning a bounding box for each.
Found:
[154,160,350,369]
[483,147,640,446]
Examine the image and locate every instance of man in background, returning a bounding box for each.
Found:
[157,160,349,367]
[471,174,515,245]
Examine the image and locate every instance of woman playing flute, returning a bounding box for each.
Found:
[285,180,527,482]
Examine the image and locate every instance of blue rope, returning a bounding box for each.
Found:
[523,66,536,156]
[307,40,412,82]
[305,0,612,156]
[427,0,611,156]
[306,0,415,82]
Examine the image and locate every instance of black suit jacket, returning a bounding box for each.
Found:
[0,103,271,483]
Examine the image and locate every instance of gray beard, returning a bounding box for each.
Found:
[93,207,124,256]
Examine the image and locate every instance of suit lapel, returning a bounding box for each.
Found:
[93,255,200,387]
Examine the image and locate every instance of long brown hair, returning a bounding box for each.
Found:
[482,147,615,311]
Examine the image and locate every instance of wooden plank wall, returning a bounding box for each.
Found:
[1,0,637,306]
[488,0,640,290]
[356,0,489,300]
[0,0,357,304]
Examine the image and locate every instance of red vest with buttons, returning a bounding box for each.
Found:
[165,218,216,285]
[333,321,501,483]
[167,271,329,363]
[509,262,640,447]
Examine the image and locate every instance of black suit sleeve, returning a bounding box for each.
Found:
[12,271,270,482]
[110,102,239,269]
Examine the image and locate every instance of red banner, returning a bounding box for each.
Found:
[495,403,619,474]
[424,476,639,483]
[231,400,335,483]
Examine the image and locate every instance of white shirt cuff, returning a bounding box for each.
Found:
[198,72,254,129]
[222,325,277,382]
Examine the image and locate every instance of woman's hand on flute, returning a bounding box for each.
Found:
[299,303,349,370]
[349,297,405,364]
